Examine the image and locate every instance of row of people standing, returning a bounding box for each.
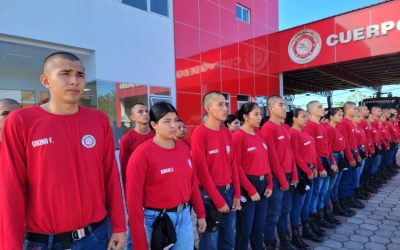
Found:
[119,93,399,250]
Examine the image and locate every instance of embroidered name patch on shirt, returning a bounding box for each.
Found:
[304,141,311,145]
[247,146,256,152]
[160,168,175,175]
[209,149,219,154]
[32,137,54,147]
[277,136,285,140]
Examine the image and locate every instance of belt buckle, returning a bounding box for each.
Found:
[260,175,265,181]
[177,204,184,213]
[72,228,86,240]
[226,184,231,190]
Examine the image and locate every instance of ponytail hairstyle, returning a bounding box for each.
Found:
[286,108,304,127]
[236,102,259,123]
[326,107,343,121]
[149,102,178,129]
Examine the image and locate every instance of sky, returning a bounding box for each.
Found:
[279,0,386,31]
[278,0,398,108]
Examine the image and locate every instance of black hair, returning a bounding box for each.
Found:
[149,102,178,124]
[285,108,304,126]
[224,114,238,127]
[236,102,259,122]
[326,107,343,120]
[43,52,81,68]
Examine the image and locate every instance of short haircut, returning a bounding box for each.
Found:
[267,95,282,109]
[343,101,356,113]
[306,101,320,112]
[0,98,20,107]
[43,52,82,71]
[202,91,224,109]
[326,107,343,120]
[131,102,146,110]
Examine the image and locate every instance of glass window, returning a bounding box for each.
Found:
[0,89,46,107]
[80,81,172,148]
[237,94,250,109]
[222,93,231,113]
[236,3,250,24]
[150,0,169,17]
[122,0,147,11]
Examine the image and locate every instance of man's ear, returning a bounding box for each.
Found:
[40,74,50,89]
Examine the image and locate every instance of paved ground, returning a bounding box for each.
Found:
[312,173,400,250]
[193,173,400,249]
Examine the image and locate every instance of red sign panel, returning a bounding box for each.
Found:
[278,0,400,72]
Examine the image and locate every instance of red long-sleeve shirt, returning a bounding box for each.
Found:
[261,121,298,190]
[232,129,273,196]
[119,129,154,186]
[359,120,374,155]
[289,128,317,178]
[303,120,335,171]
[324,123,346,152]
[389,121,399,143]
[191,124,240,209]
[337,118,359,162]
[0,106,125,249]
[370,122,381,151]
[355,125,369,156]
[126,140,205,250]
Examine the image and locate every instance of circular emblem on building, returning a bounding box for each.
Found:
[81,134,96,148]
[288,29,322,64]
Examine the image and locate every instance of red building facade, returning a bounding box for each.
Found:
[173,0,280,131]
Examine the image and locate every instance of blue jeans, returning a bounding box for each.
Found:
[235,176,268,250]
[144,206,194,250]
[330,171,343,202]
[324,173,337,206]
[264,175,293,244]
[355,159,366,188]
[339,167,355,199]
[291,188,307,227]
[199,187,235,250]
[23,218,110,250]
[300,179,313,221]
[370,153,382,175]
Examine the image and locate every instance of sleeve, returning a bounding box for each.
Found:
[267,172,273,190]
[291,133,313,177]
[337,123,355,163]
[103,118,126,233]
[229,134,241,199]
[126,147,149,250]
[0,115,28,249]
[264,148,273,190]
[191,130,226,209]
[232,134,257,196]
[118,133,130,187]
[262,126,288,190]
[304,125,324,171]
[190,166,206,219]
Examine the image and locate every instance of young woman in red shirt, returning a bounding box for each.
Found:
[126,102,206,250]
[232,102,273,250]
[287,108,322,247]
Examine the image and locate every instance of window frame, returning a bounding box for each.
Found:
[235,3,251,24]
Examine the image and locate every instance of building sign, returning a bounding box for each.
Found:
[288,29,322,64]
[326,20,400,47]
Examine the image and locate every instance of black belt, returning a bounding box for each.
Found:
[146,203,189,213]
[26,217,106,243]
[216,183,231,192]
[247,175,266,181]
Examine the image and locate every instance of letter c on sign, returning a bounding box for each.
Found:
[326,34,338,46]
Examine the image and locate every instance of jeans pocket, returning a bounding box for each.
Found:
[91,224,109,245]
[23,240,45,250]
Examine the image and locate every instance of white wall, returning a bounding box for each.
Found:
[0,0,176,99]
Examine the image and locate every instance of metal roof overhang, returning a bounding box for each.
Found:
[283,52,400,95]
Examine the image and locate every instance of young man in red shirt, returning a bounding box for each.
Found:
[337,102,364,210]
[119,103,153,250]
[304,101,338,231]
[191,91,240,250]
[0,52,126,249]
[119,103,153,187]
[261,96,298,250]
